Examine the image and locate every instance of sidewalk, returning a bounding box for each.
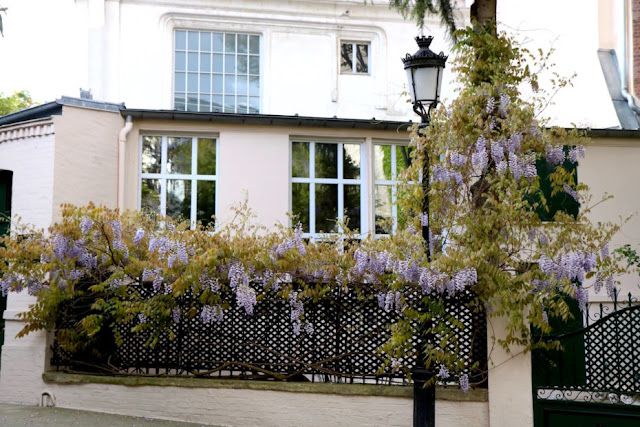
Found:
[0,404,210,426]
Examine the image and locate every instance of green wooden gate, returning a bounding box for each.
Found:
[532,292,640,426]
[0,170,11,367]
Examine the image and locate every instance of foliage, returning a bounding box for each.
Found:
[392,26,625,358]
[0,90,35,116]
[388,0,458,39]
[0,28,627,392]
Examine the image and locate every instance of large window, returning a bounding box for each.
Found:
[291,141,363,236]
[174,30,260,113]
[374,144,413,235]
[140,136,217,227]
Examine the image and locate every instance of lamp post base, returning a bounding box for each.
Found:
[412,367,436,427]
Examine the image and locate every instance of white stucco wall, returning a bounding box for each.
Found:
[21,381,489,427]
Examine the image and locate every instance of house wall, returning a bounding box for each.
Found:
[0,118,57,408]
[124,119,409,232]
[51,105,123,220]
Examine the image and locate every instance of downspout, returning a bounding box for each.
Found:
[118,115,133,212]
[620,1,640,115]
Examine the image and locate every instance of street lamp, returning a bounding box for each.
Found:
[402,36,448,124]
[402,35,447,427]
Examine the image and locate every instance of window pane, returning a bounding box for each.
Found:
[224,96,235,113]
[200,32,212,52]
[224,74,235,93]
[175,52,186,71]
[213,74,223,93]
[315,143,337,178]
[200,74,211,93]
[201,53,211,72]
[374,144,392,180]
[167,137,192,174]
[174,93,185,111]
[187,73,198,92]
[238,96,248,114]
[197,181,215,227]
[237,34,248,53]
[167,179,191,220]
[315,184,338,233]
[375,185,392,234]
[174,72,186,92]
[249,35,260,54]
[344,184,361,232]
[249,56,259,74]
[340,43,353,73]
[199,94,211,112]
[343,144,361,179]
[249,76,260,96]
[224,33,236,52]
[187,53,198,72]
[213,33,223,52]
[186,94,198,112]
[292,141,309,177]
[187,31,199,51]
[237,75,248,95]
[292,183,310,233]
[249,97,259,113]
[237,55,248,74]
[198,138,216,175]
[396,145,413,175]
[142,136,162,174]
[225,54,236,73]
[213,95,223,112]
[141,179,161,214]
[175,30,186,50]
[356,44,368,73]
[213,54,223,72]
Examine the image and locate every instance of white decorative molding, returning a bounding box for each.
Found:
[0,118,55,144]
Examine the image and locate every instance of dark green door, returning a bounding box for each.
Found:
[0,170,11,368]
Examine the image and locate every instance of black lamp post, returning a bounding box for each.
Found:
[402,35,447,427]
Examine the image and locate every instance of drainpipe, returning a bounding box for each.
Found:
[620,1,640,115]
[118,115,133,212]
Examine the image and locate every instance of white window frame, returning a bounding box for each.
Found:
[139,135,219,228]
[290,139,368,239]
[373,142,414,236]
[173,29,262,113]
[339,41,370,75]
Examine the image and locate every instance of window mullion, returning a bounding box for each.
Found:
[309,142,316,234]
[337,143,344,231]
[160,136,168,215]
[191,137,198,226]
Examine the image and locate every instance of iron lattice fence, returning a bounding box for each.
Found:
[534,290,640,405]
[52,284,487,387]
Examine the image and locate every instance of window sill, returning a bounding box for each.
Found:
[42,372,487,402]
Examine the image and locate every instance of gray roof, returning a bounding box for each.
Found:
[0,96,124,127]
[120,108,414,131]
[597,49,640,130]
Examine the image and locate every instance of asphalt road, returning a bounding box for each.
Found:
[0,404,210,426]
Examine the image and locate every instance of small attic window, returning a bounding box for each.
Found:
[340,42,369,74]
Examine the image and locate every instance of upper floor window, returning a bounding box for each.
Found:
[340,42,369,74]
[140,135,217,227]
[374,144,413,235]
[291,141,363,236]
[174,30,260,114]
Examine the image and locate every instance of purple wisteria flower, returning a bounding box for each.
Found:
[236,284,257,315]
[594,274,603,294]
[459,373,469,393]
[133,228,145,246]
[542,311,548,324]
[138,313,147,324]
[438,365,450,379]
[111,278,124,289]
[605,276,615,298]
[172,307,180,323]
[490,140,504,163]
[563,184,579,202]
[498,93,510,117]
[506,133,522,154]
[472,137,489,171]
[449,151,467,167]
[80,217,94,235]
[0,275,15,297]
[228,262,249,290]
[601,243,610,260]
[419,212,429,227]
[290,292,304,335]
[568,146,586,163]
[545,144,565,166]
[485,97,495,114]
